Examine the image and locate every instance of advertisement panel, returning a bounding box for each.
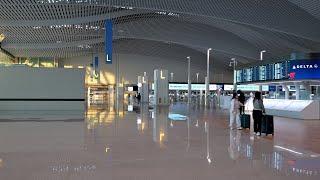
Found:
[288,59,320,80]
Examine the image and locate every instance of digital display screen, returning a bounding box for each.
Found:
[237,59,320,83]
[288,59,320,80]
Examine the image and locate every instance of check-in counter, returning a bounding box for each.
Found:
[264,99,319,120]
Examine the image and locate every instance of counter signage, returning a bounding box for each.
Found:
[269,86,276,92]
[289,59,320,80]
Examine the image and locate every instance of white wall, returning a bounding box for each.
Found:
[0,66,85,111]
[62,53,233,85]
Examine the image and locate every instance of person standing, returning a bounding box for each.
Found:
[237,90,245,114]
[136,93,141,104]
[230,93,243,130]
[252,92,265,136]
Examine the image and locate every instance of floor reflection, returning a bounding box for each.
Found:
[0,102,319,179]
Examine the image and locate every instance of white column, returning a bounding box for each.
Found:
[200,88,203,105]
[205,48,212,106]
[137,76,142,94]
[301,81,311,100]
[154,69,169,105]
[187,57,191,103]
[233,69,237,91]
[141,74,149,103]
[283,84,289,100]
[295,82,300,100]
[205,76,209,106]
[258,85,262,92]
[152,106,169,144]
[231,58,237,91]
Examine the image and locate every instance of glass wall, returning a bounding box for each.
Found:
[0,50,15,65]
[18,57,57,68]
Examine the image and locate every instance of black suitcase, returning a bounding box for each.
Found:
[261,115,274,136]
[240,114,250,129]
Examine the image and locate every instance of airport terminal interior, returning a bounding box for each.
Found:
[0,0,320,180]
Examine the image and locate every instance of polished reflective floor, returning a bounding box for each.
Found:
[0,102,320,180]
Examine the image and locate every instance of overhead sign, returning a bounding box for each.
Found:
[151,83,217,91]
[94,56,99,79]
[105,19,113,64]
[289,59,320,80]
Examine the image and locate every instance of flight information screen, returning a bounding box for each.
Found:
[236,59,319,83]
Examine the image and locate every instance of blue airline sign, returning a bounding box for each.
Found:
[289,59,320,80]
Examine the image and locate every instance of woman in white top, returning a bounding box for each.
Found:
[230,93,244,130]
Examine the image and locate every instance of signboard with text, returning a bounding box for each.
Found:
[105,19,113,64]
[288,59,320,80]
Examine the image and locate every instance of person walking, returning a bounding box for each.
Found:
[252,92,265,136]
[230,93,243,130]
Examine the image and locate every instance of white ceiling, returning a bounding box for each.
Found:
[0,0,320,67]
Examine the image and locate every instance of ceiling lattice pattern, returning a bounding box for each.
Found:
[0,0,319,67]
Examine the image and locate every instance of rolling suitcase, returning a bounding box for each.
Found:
[261,115,274,136]
[240,114,250,129]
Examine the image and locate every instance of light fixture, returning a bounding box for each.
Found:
[229,58,236,67]
[274,145,303,155]
[0,34,5,42]
[260,50,266,61]
[105,147,110,153]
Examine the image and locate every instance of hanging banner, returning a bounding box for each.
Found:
[105,19,113,64]
[94,56,99,79]
[90,63,94,79]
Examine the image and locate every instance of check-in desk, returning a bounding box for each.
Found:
[264,99,320,120]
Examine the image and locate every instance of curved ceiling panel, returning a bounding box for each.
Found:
[0,0,319,71]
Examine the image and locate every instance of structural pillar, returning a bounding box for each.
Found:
[138,73,149,103]
[283,84,289,100]
[205,76,209,106]
[200,89,203,105]
[154,69,169,105]
[153,106,169,144]
[275,85,279,99]
[233,69,237,91]
[142,73,149,103]
[138,76,142,94]
[205,49,212,107]
[302,81,311,99]
[187,57,191,104]
[294,82,300,100]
